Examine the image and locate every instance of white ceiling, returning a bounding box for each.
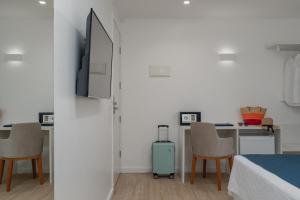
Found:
[0,0,53,19]
[114,0,300,20]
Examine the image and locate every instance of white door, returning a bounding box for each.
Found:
[113,21,122,186]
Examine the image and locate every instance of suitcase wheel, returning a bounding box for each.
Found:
[153,173,159,179]
[169,173,175,179]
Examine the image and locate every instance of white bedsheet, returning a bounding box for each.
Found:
[228,155,300,200]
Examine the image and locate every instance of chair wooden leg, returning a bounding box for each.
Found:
[190,156,197,184]
[32,159,37,179]
[0,159,5,184]
[37,155,44,185]
[202,159,207,178]
[228,156,233,173]
[215,159,222,191]
[6,160,14,192]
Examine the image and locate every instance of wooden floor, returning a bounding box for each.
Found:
[112,173,233,200]
[0,173,232,200]
[0,174,53,200]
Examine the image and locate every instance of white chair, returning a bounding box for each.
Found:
[190,122,234,191]
[0,123,44,192]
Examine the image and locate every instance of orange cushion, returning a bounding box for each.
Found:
[242,112,264,120]
[242,112,265,125]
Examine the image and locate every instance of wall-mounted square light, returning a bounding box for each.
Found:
[4,53,24,63]
[219,53,237,62]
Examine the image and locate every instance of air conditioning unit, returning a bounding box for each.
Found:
[283,54,300,107]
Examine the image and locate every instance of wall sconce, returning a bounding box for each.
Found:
[219,53,237,62]
[4,53,24,63]
[218,47,237,66]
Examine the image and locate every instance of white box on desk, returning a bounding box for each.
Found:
[240,136,275,154]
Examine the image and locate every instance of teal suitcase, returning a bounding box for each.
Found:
[152,125,175,179]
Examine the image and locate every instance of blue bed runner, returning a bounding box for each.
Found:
[244,155,300,188]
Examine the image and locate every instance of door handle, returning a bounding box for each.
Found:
[113,101,118,109]
[113,101,119,113]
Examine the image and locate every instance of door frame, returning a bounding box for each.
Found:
[112,19,122,187]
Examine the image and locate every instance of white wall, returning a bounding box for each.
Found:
[0,18,53,172]
[54,1,116,200]
[120,19,300,172]
[0,18,53,125]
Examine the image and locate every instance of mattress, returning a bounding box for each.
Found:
[245,155,300,188]
[228,155,300,200]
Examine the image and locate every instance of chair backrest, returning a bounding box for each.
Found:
[6,123,43,158]
[190,122,219,156]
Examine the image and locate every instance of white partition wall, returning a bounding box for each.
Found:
[54,0,118,199]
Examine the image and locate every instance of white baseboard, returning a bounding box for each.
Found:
[121,167,180,173]
[106,188,114,200]
[121,165,228,174]
[121,167,152,173]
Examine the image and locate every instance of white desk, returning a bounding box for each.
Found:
[0,126,54,184]
[179,124,281,183]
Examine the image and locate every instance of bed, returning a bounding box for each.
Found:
[228,155,300,200]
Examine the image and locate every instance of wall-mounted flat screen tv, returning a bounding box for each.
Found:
[76,8,113,98]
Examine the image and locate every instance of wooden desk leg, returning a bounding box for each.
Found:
[190,156,197,184]
[49,128,54,184]
[37,155,44,185]
[203,159,207,178]
[228,156,233,172]
[32,159,37,179]
[0,159,5,184]
[6,160,14,192]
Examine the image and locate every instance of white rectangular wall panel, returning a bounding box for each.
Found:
[149,65,171,77]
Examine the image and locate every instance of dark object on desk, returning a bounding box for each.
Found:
[3,124,12,127]
[40,124,54,127]
[179,112,201,126]
[3,124,53,128]
[39,112,54,126]
[214,123,234,127]
[262,118,274,133]
[263,125,275,133]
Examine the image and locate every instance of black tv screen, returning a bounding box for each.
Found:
[76,8,113,98]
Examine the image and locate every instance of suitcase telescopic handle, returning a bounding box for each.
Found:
[158,125,169,141]
[158,125,169,128]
